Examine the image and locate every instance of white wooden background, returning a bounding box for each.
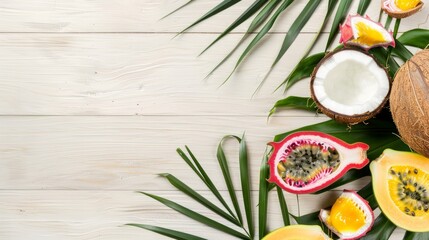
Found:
[1,1,428,239]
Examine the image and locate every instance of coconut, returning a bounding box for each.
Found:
[390,49,429,157]
[310,48,391,124]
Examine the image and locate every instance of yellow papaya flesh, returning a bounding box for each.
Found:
[370,149,429,232]
[262,225,331,240]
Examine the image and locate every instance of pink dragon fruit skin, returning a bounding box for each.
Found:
[339,14,395,50]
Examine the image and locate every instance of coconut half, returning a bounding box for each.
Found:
[310,49,391,124]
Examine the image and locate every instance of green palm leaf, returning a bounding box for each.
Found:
[403,231,429,240]
[398,29,429,49]
[161,0,194,20]
[178,0,241,35]
[276,186,291,226]
[361,214,396,240]
[126,224,207,240]
[159,173,240,226]
[177,146,238,220]
[269,96,318,117]
[205,0,281,78]
[217,135,244,225]
[277,52,325,91]
[272,0,322,67]
[238,134,255,238]
[223,0,294,84]
[393,40,414,61]
[325,0,352,51]
[258,149,271,238]
[139,192,249,239]
[200,0,268,55]
[357,0,371,15]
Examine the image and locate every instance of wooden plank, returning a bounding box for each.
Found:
[0,33,327,116]
[0,1,426,33]
[0,190,298,240]
[0,115,340,190]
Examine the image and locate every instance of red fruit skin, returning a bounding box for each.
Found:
[319,190,375,240]
[339,15,353,44]
[267,131,369,194]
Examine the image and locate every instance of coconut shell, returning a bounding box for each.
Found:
[310,48,391,125]
[390,49,429,157]
[382,0,424,19]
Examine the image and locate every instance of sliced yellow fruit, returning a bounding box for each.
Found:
[395,0,421,10]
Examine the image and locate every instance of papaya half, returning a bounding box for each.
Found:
[370,149,429,232]
[262,225,331,240]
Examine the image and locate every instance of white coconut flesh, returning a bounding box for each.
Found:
[275,134,367,192]
[312,50,390,116]
[320,191,373,239]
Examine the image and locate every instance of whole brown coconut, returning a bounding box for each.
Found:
[390,49,429,157]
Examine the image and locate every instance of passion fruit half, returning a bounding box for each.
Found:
[320,190,374,240]
[268,131,369,194]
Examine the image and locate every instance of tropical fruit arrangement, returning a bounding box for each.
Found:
[129,0,429,239]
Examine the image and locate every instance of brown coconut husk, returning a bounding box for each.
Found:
[390,49,429,157]
[381,1,424,19]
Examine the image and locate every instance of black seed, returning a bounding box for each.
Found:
[414,183,418,187]
[411,211,416,216]
[414,169,418,174]
[390,169,396,175]
[418,206,422,210]
[405,207,410,212]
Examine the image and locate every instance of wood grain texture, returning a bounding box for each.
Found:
[0,1,416,239]
[0,190,298,240]
[0,32,323,116]
[0,0,427,33]
[0,115,337,190]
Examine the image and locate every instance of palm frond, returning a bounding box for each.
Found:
[269,96,318,118]
[258,148,271,238]
[205,0,281,78]
[276,186,291,226]
[325,0,352,51]
[161,0,194,20]
[272,0,322,67]
[397,29,429,49]
[303,0,339,57]
[200,0,268,55]
[222,0,294,85]
[140,192,249,239]
[217,135,244,225]
[276,52,325,92]
[176,147,238,220]
[357,0,372,15]
[159,173,240,226]
[402,231,429,240]
[361,214,396,240]
[178,0,241,36]
[238,134,255,238]
[132,136,262,239]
